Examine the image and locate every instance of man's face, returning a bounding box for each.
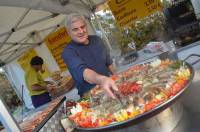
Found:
[32,65,43,72]
[68,19,89,45]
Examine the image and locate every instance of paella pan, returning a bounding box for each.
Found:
[66,59,194,131]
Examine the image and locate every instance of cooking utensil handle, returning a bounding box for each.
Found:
[111,88,126,108]
[183,54,200,66]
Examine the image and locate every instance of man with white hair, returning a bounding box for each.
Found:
[62,13,117,98]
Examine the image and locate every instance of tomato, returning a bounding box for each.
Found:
[163,90,171,98]
[130,83,140,93]
[177,79,187,87]
[145,103,155,111]
[119,82,141,95]
[111,75,118,81]
[66,101,76,107]
[77,117,98,128]
[107,113,112,117]
[171,80,186,95]
[145,99,162,111]
[79,102,90,108]
[78,119,90,128]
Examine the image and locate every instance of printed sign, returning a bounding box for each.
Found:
[44,27,71,71]
[108,0,163,27]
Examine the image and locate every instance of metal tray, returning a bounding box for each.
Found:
[33,96,66,132]
[75,62,194,131]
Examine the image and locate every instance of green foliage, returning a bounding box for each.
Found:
[0,73,22,113]
[92,8,167,55]
[116,12,167,54]
[162,0,171,8]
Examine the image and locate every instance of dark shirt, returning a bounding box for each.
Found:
[62,35,112,96]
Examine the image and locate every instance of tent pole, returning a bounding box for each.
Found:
[0,37,30,56]
[17,14,59,31]
[0,14,59,38]
[3,50,18,62]
[5,44,31,57]
[0,24,59,57]
[4,40,28,61]
[13,9,31,28]
[0,97,21,132]
[0,45,20,56]
[2,17,60,63]
[0,8,31,50]
[0,42,37,46]
[6,45,37,64]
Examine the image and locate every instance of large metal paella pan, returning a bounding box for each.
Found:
[68,60,194,131]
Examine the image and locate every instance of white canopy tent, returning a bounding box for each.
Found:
[0,0,106,109]
[0,0,107,64]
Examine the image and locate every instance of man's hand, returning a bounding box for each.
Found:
[98,76,118,99]
[83,68,118,99]
[47,85,57,95]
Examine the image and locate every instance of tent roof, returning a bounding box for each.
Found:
[0,0,106,66]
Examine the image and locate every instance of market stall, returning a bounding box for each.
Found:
[0,0,200,132]
[1,59,193,132]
